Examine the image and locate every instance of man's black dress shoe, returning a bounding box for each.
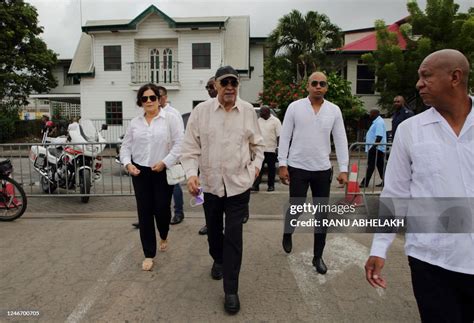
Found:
[312,257,328,274]
[132,222,139,229]
[170,213,184,225]
[224,293,240,314]
[251,186,259,192]
[282,233,292,253]
[267,186,275,192]
[198,225,208,235]
[242,215,249,224]
[211,262,223,280]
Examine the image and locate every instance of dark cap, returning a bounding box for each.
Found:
[215,65,239,81]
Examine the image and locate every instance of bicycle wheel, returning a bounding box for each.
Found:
[0,176,28,221]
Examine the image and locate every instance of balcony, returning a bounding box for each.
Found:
[130,62,180,86]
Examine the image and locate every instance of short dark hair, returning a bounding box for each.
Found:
[156,85,167,96]
[136,83,161,107]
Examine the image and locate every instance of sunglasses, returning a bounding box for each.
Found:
[140,95,158,103]
[220,78,239,88]
[310,80,328,88]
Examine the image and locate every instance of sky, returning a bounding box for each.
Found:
[26,0,473,59]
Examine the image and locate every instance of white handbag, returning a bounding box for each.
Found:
[165,114,186,185]
[166,164,186,185]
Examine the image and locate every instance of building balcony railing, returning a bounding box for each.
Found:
[130,62,180,85]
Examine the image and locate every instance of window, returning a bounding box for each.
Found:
[356,60,375,94]
[192,43,211,69]
[64,67,80,85]
[104,46,121,71]
[105,101,123,125]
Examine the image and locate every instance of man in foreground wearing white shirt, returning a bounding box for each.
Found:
[278,71,349,274]
[365,49,474,322]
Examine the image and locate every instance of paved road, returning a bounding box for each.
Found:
[0,183,419,322]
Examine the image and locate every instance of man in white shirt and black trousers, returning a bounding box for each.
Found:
[365,49,474,322]
[278,71,349,274]
[252,105,282,192]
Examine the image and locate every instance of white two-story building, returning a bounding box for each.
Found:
[69,5,265,130]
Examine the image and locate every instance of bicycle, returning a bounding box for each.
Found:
[0,159,27,221]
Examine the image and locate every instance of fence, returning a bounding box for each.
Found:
[0,141,134,199]
[347,142,392,216]
[1,140,392,202]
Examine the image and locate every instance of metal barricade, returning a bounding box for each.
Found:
[0,141,134,199]
[347,142,393,215]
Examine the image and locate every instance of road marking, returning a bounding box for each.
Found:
[287,235,385,311]
[65,241,136,323]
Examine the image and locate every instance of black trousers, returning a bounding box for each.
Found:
[203,189,251,294]
[285,166,332,258]
[409,257,474,323]
[131,164,174,258]
[253,152,277,188]
[362,146,385,186]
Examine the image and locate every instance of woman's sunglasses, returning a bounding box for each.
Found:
[140,95,158,103]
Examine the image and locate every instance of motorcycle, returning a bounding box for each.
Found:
[29,120,107,203]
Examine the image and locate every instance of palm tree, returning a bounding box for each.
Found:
[268,10,342,80]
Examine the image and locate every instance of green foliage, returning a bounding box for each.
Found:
[259,79,307,119]
[363,0,474,111]
[267,10,342,81]
[324,73,366,122]
[0,103,20,143]
[0,0,58,106]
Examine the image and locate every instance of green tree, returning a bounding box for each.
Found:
[0,0,58,107]
[362,0,474,111]
[267,10,342,81]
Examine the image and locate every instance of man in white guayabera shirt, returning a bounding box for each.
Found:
[365,49,474,322]
[278,71,349,275]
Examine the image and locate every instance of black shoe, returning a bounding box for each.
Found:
[198,225,208,235]
[170,213,184,225]
[132,222,139,229]
[242,215,249,224]
[312,257,327,274]
[267,186,275,192]
[282,233,292,253]
[251,186,259,192]
[211,262,223,280]
[224,293,240,315]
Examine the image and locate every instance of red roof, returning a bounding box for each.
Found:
[340,18,408,52]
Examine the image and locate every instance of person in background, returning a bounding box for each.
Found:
[360,109,387,188]
[252,105,281,192]
[365,49,473,323]
[120,83,183,271]
[181,66,264,314]
[67,117,80,133]
[198,76,218,235]
[391,95,414,140]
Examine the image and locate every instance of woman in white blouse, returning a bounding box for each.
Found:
[120,83,183,271]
